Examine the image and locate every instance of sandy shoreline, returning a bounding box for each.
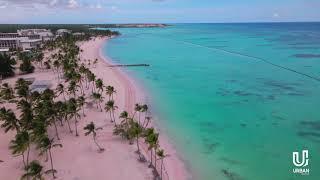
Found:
[97,37,190,180]
[0,37,189,180]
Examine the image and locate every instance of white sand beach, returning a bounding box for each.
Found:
[0,37,189,180]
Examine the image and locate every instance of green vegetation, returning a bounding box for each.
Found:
[0,54,16,79]
[0,24,166,33]
[84,122,104,152]
[0,31,168,180]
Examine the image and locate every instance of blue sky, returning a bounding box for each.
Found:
[0,0,319,23]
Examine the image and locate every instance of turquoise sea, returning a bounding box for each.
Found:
[102,23,320,180]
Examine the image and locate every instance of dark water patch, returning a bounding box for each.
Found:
[234,90,253,97]
[210,40,229,43]
[202,142,221,154]
[299,120,320,131]
[297,131,320,142]
[272,115,285,121]
[289,46,319,50]
[266,95,276,100]
[220,157,242,165]
[292,54,320,59]
[210,45,228,48]
[287,92,304,96]
[288,42,320,46]
[240,123,247,127]
[221,169,243,180]
[264,80,296,91]
[198,121,228,133]
[216,88,231,96]
[256,44,273,47]
[226,79,238,83]
[271,112,286,121]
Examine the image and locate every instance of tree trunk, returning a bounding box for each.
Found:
[98,102,102,112]
[160,159,163,180]
[136,137,140,157]
[66,118,73,133]
[59,118,64,127]
[93,136,103,151]
[112,110,117,126]
[82,106,85,117]
[49,148,55,179]
[150,150,153,167]
[62,92,66,102]
[53,121,60,140]
[26,144,30,167]
[74,116,79,136]
[22,153,26,168]
[138,113,141,126]
[154,148,157,172]
[109,112,113,123]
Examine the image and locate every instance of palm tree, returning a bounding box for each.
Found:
[87,71,96,93]
[67,98,80,136]
[67,80,79,98]
[95,78,104,93]
[9,130,31,168]
[128,121,143,159]
[144,128,159,168]
[50,104,61,140]
[79,64,89,89]
[77,96,86,117]
[17,99,33,131]
[84,122,104,152]
[119,111,129,127]
[19,58,35,74]
[140,104,148,126]
[156,149,168,180]
[53,60,61,80]
[0,53,16,80]
[92,92,103,112]
[104,100,118,125]
[105,85,116,100]
[0,107,20,133]
[133,104,142,124]
[37,136,62,179]
[21,160,44,180]
[93,58,98,68]
[73,73,85,95]
[0,83,15,102]
[55,84,66,101]
[143,116,152,129]
[133,104,141,118]
[15,78,31,100]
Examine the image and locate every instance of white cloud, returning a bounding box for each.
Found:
[67,0,79,9]
[273,13,279,17]
[0,2,8,8]
[49,0,58,6]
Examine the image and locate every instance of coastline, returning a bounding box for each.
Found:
[0,36,189,180]
[95,37,190,180]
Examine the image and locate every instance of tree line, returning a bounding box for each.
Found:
[0,31,168,180]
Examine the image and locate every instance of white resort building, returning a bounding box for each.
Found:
[0,29,54,53]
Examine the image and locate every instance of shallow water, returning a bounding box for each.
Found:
[103,23,320,180]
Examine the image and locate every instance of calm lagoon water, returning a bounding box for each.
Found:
[102,23,320,180]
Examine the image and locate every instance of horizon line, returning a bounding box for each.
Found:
[1,21,320,25]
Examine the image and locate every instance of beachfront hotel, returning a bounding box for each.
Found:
[0,29,54,53]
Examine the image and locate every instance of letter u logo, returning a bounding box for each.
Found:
[293,150,309,167]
